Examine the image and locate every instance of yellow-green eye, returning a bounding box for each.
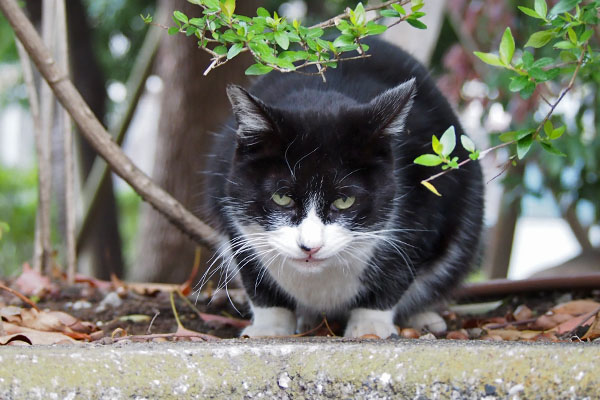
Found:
[332,196,355,210]
[272,193,293,207]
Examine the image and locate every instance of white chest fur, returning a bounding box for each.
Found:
[267,256,366,311]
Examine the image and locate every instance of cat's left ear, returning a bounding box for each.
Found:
[226,85,274,136]
[368,78,416,135]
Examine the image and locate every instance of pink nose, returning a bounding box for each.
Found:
[299,244,321,255]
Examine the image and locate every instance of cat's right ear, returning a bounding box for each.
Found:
[226,85,273,136]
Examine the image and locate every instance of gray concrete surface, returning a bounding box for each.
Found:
[0,338,598,399]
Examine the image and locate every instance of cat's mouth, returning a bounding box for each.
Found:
[291,256,325,265]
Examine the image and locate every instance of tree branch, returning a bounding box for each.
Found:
[0,0,223,251]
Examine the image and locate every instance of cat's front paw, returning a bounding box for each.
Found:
[344,308,397,338]
[406,311,446,334]
[241,306,296,337]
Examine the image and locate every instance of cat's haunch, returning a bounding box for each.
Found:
[202,38,484,338]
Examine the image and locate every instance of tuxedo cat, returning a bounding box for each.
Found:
[203,38,483,338]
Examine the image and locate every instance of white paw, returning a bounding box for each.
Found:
[344,308,397,338]
[241,306,296,337]
[406,311,446,334]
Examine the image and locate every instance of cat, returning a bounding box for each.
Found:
[202,38,484,338]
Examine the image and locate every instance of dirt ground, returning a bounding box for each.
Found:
[2,267,600,344]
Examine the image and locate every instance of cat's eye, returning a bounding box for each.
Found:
[272,193,294,207]
[332,196,356,210]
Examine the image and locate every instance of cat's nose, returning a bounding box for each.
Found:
[299,243,321,255]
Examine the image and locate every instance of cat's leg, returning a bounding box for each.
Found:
[405,310,446,334]
[344,308,398,338]
[238,258,297,337]
[241,303,296,337]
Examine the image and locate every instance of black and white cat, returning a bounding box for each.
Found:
[203,38,484,338]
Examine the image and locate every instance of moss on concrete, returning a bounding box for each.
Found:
[0,338,598,399]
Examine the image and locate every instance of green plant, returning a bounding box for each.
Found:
[143,0,428,80]
[415,0,599,195]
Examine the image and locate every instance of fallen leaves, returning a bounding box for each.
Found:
[445,298,600,342]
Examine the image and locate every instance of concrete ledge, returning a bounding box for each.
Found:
[0,338,598,399]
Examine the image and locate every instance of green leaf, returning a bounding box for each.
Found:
[579,29,593,44]
[469,151,480,161]
[365,22,387,36]
[391,4,407,14]
[529,67,549,81]
[549,125,566,139]
[531,57,554,68]
[460,135,476,152]
[213,45,228,55]
[420,181,442,196]
[518,6,542,19]
[540,141,566,156]
[567,27,577,43]
[306,28,324,38]
[525,30,554,48]
[380,9,400,18]
[203,0,220,9]
[353,3,367,26]
[439,126,456,157]
[517,134,533,159]
[549,0,582,15]
[543,120,554,136]
[256,7,269,17]
[406,18,427,29]
[509,75,530,92]
[333,34,355,48]
[499,27,515,65]
[221,0,236,18]
[245,63,273,75]
[227,43,244,59]
[274,31,290,50]
[522,51,534,68]
[414,154,443,166]
[168,26,180,35]
[473,51,504,67]
[174,11,188,24]
[534,0,548,18]
[553,40,577,49]
[432,135,443,155]
[500,129,533,143]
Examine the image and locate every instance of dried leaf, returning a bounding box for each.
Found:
[552,299,600,315]
[581,313,600,340]
[0,333,32,346]
[486,329,541,341]
[2,322,76,344]
[551,311,597,334]
[513,304,533,321]
[13,263,57,297]
[400,328,420,339]
[197,312,250,329]
[446,330,469,340]
[531,313,573,330]
[359,334,381,339]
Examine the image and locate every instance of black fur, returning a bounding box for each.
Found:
[203,38,484,321]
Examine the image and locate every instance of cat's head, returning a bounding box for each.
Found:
[223,79,416,271]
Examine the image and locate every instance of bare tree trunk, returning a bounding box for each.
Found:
[484,165,524,279]
[131,0,259,282]
[66,0,124,279]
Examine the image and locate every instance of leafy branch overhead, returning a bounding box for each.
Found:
[415,0,598,196]
[142,0,428,81]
